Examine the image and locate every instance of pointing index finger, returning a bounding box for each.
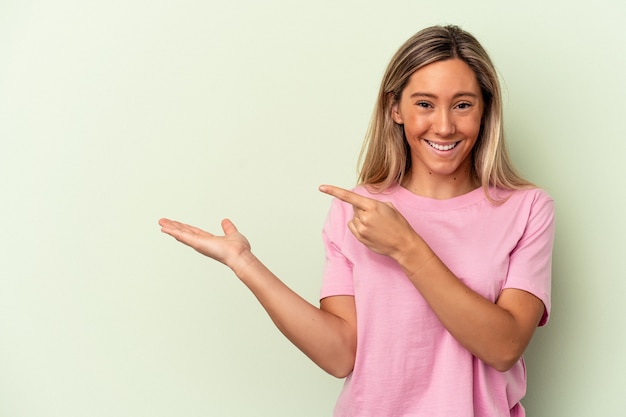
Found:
[319,184,371,210]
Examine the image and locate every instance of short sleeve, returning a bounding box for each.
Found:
[320,198,355,300]
[504,190,555,326]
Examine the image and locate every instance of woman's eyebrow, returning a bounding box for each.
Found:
[408,91,480,99]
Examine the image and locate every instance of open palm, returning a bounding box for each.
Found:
[158,218,251,268]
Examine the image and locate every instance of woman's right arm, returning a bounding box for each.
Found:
[158,217,357,378]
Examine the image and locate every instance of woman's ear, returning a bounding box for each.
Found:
[391,101,403,124]
[388,92,403,124]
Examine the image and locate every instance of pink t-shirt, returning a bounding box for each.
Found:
[321,183,555,417]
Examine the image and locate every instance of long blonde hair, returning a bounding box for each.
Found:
[358,25,532,200]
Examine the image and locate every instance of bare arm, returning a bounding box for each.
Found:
[318,185,544,372]
[158,218,356,377]
[395,239,544,371]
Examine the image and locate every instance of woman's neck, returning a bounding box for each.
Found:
[401,168,479,200]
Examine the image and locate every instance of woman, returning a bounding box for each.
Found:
[159,25,555,416]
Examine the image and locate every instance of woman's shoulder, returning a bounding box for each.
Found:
[495,186,553,205]
[493,186,554,221]
[351,182,402,199]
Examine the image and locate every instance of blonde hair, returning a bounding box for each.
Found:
[358,25,532,200]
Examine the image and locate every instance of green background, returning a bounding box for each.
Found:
[1,0,624,415]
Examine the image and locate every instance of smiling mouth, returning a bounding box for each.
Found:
[426,140,459,151]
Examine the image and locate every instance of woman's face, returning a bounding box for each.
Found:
[392,58,484,183]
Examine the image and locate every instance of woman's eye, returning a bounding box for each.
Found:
[417,101,431,108]
[456,102,471,109]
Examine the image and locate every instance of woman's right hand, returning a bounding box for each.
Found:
[158,218,252,272]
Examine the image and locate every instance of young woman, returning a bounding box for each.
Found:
[159,25,555,417]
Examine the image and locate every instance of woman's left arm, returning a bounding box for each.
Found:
[319,185,546,372]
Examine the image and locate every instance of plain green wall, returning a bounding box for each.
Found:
[1,0,625,416]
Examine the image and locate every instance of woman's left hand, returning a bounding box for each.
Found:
[319,185,418,258]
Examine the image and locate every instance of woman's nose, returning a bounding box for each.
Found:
[432,109,456,137]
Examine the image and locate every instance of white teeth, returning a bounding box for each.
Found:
[427,140,458,151]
